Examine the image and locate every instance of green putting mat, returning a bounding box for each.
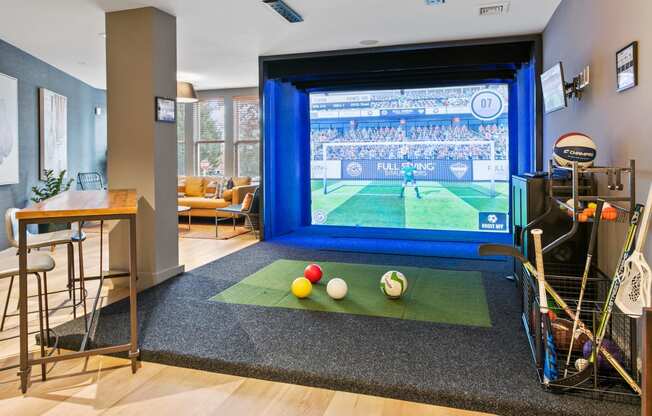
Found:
[210,260,491,327]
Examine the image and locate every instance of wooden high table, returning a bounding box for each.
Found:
[16,189,140,393]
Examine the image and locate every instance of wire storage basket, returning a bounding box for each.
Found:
[520,263,641,404]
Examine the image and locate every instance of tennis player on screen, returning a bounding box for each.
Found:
[399,148,422,199]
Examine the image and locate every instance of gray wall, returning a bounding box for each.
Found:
[543,0,652,273]
[0,38,107,249]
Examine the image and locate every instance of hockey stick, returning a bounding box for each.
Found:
[616,185,652,317]
[531,229,558,383]
[563,200,604,377]
[478,241,642,394]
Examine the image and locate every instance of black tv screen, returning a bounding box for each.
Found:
[541,62,567,113]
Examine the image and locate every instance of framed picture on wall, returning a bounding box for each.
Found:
[39,88,68,180]
[616,41,638,92]
[0,72,19,185]
[155,97,176,123]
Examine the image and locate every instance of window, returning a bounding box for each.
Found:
[194,99,225,176]
[196,142,225,176]
[177,104,186,175]
[236,142,259,178]
[234,96,260,179]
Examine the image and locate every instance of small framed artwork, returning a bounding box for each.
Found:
[155,97,176,123]
[616,41,638,92]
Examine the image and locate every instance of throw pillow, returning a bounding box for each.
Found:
[241,192,254,211]
[204,181,216,198]
[177,177,186,196]
[233,176,252,186]
[185,177,205,197]
[213,182,225,199]
[223,189,233,202]
[226,178,234,190]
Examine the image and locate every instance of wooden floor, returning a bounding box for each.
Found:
[0,222,491,416]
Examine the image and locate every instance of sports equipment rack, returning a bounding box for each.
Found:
[515,160,640,403]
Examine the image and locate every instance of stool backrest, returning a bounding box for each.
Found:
[77,172,104,190]
[4,208,20,248]
[4,208,36,248]
[243,187,260,214]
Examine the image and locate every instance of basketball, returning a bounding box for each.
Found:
[553,133,596,168]
[380,271,408,299]
[291,277,312,298]
[326,278,348,300]
[304,264,323,283]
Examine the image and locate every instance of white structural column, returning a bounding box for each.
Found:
[106,7,183,289]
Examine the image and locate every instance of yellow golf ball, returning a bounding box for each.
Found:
[291,277,312,298]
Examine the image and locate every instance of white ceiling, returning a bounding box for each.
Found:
[0,0,561,90]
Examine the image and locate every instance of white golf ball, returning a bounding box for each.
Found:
[575,358,589,371]
[326,278,348,300]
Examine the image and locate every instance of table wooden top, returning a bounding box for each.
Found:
[17,189,137,220]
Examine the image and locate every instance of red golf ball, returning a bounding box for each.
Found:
[304,264,323,283]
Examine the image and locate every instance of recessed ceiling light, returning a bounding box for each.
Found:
[360,40,379,46]
[263,0,303,23]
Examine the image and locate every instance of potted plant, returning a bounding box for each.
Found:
[31,169,74,233]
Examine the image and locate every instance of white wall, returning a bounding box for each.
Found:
[543,0,652,274]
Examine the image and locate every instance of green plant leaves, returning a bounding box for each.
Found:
[31,169,74,203]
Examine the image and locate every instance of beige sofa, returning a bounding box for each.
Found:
[177,176,257,218]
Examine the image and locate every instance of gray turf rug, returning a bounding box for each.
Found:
[51,242,639,416]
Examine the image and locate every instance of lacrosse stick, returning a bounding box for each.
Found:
[616,185,652,317]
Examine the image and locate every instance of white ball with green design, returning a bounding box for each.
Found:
[380,271,408,299]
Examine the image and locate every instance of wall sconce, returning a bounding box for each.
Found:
[565,65,590,100]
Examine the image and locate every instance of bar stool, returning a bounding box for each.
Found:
[4,208,87,320]
[0,253,55,379]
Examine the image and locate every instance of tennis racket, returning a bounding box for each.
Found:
[616,185,652,317]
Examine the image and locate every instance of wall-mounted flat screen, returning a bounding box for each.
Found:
[541,62,567,113]
[309,84,510,233]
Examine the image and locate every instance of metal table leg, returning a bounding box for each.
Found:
[129,215,140,373]
[18,219,30,393]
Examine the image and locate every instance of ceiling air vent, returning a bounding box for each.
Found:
[425,0,446,5]
[478,2,510,16]
[263,0,303,23]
